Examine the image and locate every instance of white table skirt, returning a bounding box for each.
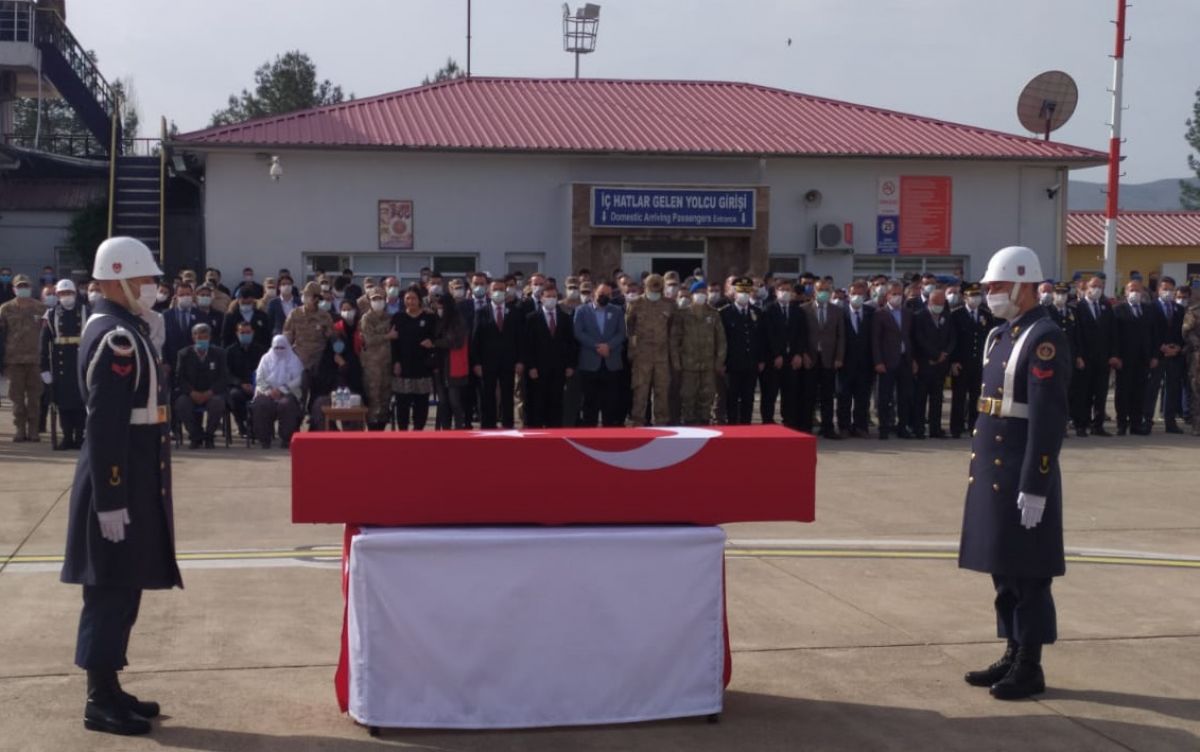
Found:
[347,526,726,729]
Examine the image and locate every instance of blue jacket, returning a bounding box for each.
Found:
[573,303,626,372]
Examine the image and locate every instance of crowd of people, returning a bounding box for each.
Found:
[3,260,1200,446]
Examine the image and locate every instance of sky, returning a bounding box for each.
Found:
[66,0,1197,184]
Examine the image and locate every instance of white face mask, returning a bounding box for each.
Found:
[491,290,506,304]
[986,285,1021,320]
[1053,294,1067,307]
[929,304,944,315]
[137,283,158,311]
[965,295,982,309]
[44,294,59,308]
[341,310,356,323]
[452,287,466,300]
[318,300,331,312]
[645,292,661,302]
[887,294,903,309]
[531,284,544,297]
[627,293,640,303]
[429,285,443,297]
[1158,289,1174,301]
[945,293,960,306]
[1086,287,1103,301]
[177,295,194,308]
[197,296,213,307]
[370,300,385,312]
[692,293,708,306]
[1039,292,1054,305]
[735,292,750,307]
[777,291,792,304]
[59,294,76,310]
[156,291,169,303]
[1127,291,1142,306]
[88,291,102,305]
[665,285,678,298]
[541,297,557,308]
[677,296,691,309]
[849,294,864,309]
[923,284,935,296]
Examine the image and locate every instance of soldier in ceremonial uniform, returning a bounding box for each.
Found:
[720,277,766,424]
[960,246,1069,701]
[949,284,994,438]
[40,279,89,449]
[61,237,181,736]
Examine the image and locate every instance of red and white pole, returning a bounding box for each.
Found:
[1102,0,1128,294]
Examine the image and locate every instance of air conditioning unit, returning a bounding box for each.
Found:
[813,222,854,254]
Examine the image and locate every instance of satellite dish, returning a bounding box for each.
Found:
[1017,70,1079,141]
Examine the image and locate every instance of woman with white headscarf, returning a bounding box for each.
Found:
[251,335,304,448]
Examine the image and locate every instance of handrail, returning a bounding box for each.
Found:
[159,116,167,266]
[33,8,118,123]
[106,107,117,236]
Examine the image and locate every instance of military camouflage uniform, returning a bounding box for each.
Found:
[678,304,726,425]
[0,287,47,440]
[626,292,677,426]
[1183,300,1200,435]
[359,306,394,427]
[283,303,333,372]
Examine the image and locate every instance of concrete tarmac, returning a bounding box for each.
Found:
[1,404,1197,751]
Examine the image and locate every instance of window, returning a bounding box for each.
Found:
[505,253,545,277]
[852,255,969,280]
[767,255,805,276]
[303,253,479,289]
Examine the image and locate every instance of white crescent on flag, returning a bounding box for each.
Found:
[563,427,721,471]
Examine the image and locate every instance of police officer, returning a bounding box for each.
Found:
[40,279,89,449]
[959,246,1069,701]
[61,237,182,736]
[949,283,993,438]
[720,277,766,424]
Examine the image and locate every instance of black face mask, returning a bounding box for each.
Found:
[596,294,611,307]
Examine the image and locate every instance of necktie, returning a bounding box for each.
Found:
[495,304,504,331]
[1133,305,1140,318]
[818,306,825,326]
[783,306,788,324]
[1092,301,1098,319]
[548,310,556,335]
[852,310,859,333]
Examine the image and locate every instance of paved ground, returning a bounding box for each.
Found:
[0,402,1197,752]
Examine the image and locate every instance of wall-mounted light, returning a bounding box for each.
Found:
[269,155,283,181]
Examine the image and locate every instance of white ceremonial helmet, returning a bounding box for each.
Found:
[92,236,163,281]
[980,246,1043,285]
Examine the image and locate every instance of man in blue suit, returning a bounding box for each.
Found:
[573,281,627,427]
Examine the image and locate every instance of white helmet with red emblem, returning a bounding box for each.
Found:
[92,236,163,280]
[979,246,1042,285]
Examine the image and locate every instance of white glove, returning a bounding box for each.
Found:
[41,371,52,385]
[97,509,131,543]
[1017,493,1046,530]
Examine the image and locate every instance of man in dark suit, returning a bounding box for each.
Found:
[221,286,272,349]
[720,277,766,425]
[762,279,808,427]
[949,284,994,438]
[1145,276,1186,433]
[1112,281,1161,435]
[471,281,523,429]
[1046,282,1084,434]
[173,323,230,449]
[837,281,875,437]
[522,283,577,428]
[1074,276,1118,435]
[872,281,916,439]
[225,320,266,437]
[802,279,845,438]
[266,274,302,335]
[232,267,264,301]
[162,282,197,387]
[912,288,957,438]
[573,281,627,427]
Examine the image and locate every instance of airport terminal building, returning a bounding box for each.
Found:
[174,77,1106,286]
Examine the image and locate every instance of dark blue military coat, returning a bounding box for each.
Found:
[61,299,182,590]
[39,303,88,410]
[959,306,1068,578]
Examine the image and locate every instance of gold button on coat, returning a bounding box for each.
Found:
[994,458,1002,467]
[992,483,1000,492]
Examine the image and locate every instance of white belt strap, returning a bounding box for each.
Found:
[1000,318,1051,419]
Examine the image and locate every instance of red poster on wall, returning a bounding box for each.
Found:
[899,176,952,255]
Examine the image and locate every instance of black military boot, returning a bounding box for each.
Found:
[990,644,1046,700]
[964,640,1018,687]
[113,672,161,718]
[84,670,151,735]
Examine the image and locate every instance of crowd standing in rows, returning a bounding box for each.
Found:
[2,260,1200,446]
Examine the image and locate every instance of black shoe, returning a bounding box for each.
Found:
[204,436,215,449]
[53,441,71,451]
[929,431,949,439]
[1075,428,1088,437]
[1092,427,1112,437]
[990,660,1046,700]
[84,671,152,736]
[965,641,1018,687]
[115,682,161,719]
[260,440,272,449]
[1165,423,1183,434]
[878,432,889,440]
[1116,427,1128,436]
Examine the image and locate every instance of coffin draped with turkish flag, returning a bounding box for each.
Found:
[291,425,816,526]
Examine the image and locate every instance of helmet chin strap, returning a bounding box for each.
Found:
[119,278,144,315]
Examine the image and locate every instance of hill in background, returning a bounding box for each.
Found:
[1068,178,1199,211]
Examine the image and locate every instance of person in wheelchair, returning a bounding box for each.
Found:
[173,323,229,449]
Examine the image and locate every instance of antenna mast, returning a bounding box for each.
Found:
[1103,0,1128,293]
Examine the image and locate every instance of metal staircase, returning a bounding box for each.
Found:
[111,153,162,256]
[30,5,119,150]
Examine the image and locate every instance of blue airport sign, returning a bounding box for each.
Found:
[591,187,756,230]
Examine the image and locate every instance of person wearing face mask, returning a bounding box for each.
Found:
[1182,287,1200,435]
[949,283,995,438]
[310,330,365,431]
[1111,280,1161,435]
[225,320,266,438]
[718,277,766,425]
[267,274,301,335]
[871,280,917,439]
[333,298,362,353]
[911,287,957,439]
[1037,281,1055,308]
[428,292,470,430]
[762,279,807,428]
[283,281,335,412]
[221,286,270,349]
[520,283,576,428]
[151,283,172,313]
[663,270,681,302]
[1073,276,1118,435]
[39,279,89,449]
[837,281,875,438]
[0,274,48,441]
[801,280,845,438]
[261,275,278,305]
[573,281,627,427]
[625,274,677,427]
[471,281,524,429]
[252,335,305,449]
[62,236,181,736]
[1143,276,1186,434]
[959,244,1070,702]
[173,323,229,449]
[191,285,225,340]
[1045,283,1083,436]
[358,288,395,430]
[203,267,231,298]
[233,267,263,301]
[676,281,727,425]
[162,282,198,385]
[341,268,363,305]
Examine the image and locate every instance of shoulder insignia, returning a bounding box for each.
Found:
[107,334,136,358]
[1035,342,1056,361]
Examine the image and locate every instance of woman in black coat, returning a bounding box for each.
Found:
[308,330,364,431]
[430,292,470,429]
[390,287,438,430]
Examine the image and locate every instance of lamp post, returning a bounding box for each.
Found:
[562,3,600,79]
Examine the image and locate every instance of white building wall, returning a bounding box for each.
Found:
[202,149,1065,284]
[0,209,72,273]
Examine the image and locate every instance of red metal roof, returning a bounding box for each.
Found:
[1067,210,1200,246]
[177,77,1106,163]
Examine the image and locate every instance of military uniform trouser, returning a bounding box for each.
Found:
[680,368,716,425]
[363,363,391,427]
[992,575,1057,646]
[631,356,671,426]
[75,585,142,671]
[6,363,42,438]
